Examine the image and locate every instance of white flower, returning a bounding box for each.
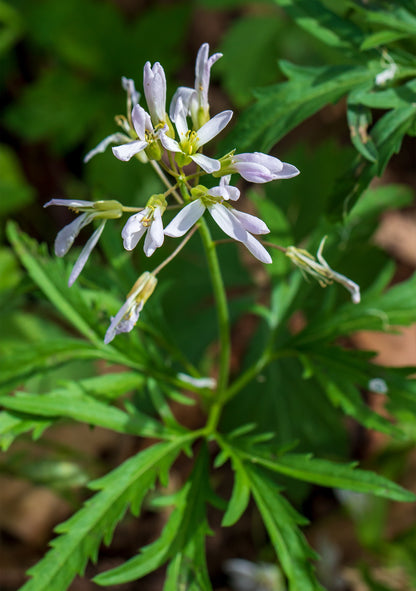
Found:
[104,272,157,344]
[160,97,232,173]
[286,236,361,303]
[143,61,167,126]
[44,199,122,286]
[170,42,222,129]
[121,195,167,257]
[164,178,271,264]
[112,104,163,162]
[219,152,299,183]
[84,77,140,163]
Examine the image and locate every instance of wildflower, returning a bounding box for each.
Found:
[122,194,167,257]
[170,42,222,129]
[217,151,299,183]
[160,97,232,173]
[143,61,167,127]
[84,77,140,163]
[112,104,164,162]
[164,178,272,263]
[44,199,123,286]
[104,271,157,344]
[177,373,217,390]
[286,236,361,303]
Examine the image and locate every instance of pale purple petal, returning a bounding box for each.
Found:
[68,222,105,287]
[195,43,222,110]
[208,203,247,243]
[143,62,166,124]
[242,233,272,264]
[231,210,270,235]
[131,104,152,139]
[195,110,233,148]
[233,161,275,183]
[173,97,189,140]
[104,295,143,345]
[44,199,94,209]
[54,212,95,257]
[112,139,148,162]
[233,152,299,182]
[190,153,220,173]
[275,162,300,178]
[208,176,240,201]
[121,76,140,106]
[121,211,147,251]
[169,86,195,120]
[83,133,130,163]
[143,208,164,257]
[159,132,181,153]
[164,199,205,237]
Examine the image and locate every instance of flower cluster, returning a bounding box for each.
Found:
[45,43,356,344]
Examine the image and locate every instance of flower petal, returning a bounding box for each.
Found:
[242,233,272,264]
[122,211,147,250]
[104,295,143,345]
[164,199,205,237]
[131,104,152,139]
[83,133,130,163]
[54,212,95,257]
[173,97,189,140]
[143,208,164,257]
[121,76,140,106]
[190,153,220,173]
[143,61,166,125]
[195,110,233,147]
[169,86,196,121]
[208,203,247,243]
[44,199,94,209]
[68,222,106,286]
[112,139,148,162]
[159,132,181,153]
[231,210,270,235]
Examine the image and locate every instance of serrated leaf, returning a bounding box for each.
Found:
[20,438,192,591]
[95,445,213,589]
[223,63,375,153]
[246,464,324,591]
[0,410,50,450]
[0,388,168,439]
[273,0,363,49]
[244,451,416,502]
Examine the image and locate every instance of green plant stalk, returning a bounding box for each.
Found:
[177,180,231,424]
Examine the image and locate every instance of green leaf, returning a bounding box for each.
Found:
[222,454,251,527]
[0,387,168,439]
[347,103,378,162]
[244,451,416,502]
[19,438,192,591]
[0,0,24,54]
[0,144,35,215]
[273,0,363,49]
[224,63,375,153]
[360,29,410,50]
[0,410,50,450]
[247,464,323,591]
[95,445,214,590]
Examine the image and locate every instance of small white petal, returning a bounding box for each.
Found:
[104,295,142,345]
[131,104,152,139]
[159,132,181,153]
[208,203,247,243]
[54,213,94,257]
[144,62,166,124]
[83,133,130,163]
[195,110,233,147]
[143,208,164,257]
[164,199,205,237]
[68,222,105,287]
[231,210,270,235]
[122,211,147,251]
[121,76,140,106]
[169,87,195,120]
[191,153,220,173]
[44,199,93,209]
[112,139,148,162]
[242,233,272,264]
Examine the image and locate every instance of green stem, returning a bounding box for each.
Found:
[177,181,231,432]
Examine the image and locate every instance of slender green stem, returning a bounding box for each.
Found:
[177,181,231,425]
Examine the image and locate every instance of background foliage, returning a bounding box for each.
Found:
[1,0,416,590]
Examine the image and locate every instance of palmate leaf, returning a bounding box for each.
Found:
[19,437,194,591]
[95,444,214,590]
[223,62,376,154]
